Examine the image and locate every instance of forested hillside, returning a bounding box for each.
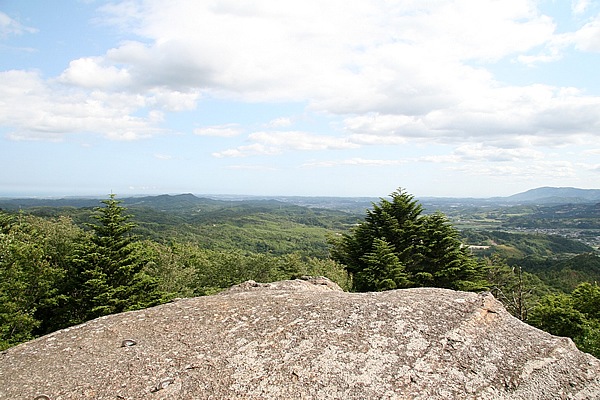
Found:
[0,194,358,257]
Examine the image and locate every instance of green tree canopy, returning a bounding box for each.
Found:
[571,282,600,320]
[0,212,83,349]
[62,194,166,324]
[528,282,600,358]
[330,188,487,292]
[357,238,410,291]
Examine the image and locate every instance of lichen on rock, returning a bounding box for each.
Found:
[0,278,598,399]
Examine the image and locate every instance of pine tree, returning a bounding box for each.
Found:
[417,212,486,291]
[330,188,422,288]
[358,238,411,291]
[64,194,165,323]
[330,188,487,292]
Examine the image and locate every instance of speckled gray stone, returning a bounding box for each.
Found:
[0,277,598,399]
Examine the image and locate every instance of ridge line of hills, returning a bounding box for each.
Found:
[1,186,600,212]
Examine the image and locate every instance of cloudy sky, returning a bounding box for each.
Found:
[1,0,599,198]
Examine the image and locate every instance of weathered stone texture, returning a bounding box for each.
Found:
[1,278,598,399]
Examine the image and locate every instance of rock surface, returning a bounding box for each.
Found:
[0,277,598,399]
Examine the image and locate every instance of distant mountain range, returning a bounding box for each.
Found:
[1,187,599,212]
[502,187,600,204]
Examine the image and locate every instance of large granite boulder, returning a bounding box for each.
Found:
[0,277,598,399]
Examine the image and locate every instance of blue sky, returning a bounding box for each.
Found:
[1,0,599,198]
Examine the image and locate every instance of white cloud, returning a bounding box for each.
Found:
[303,158,406,168]
[194,124,242,137]
[146,88,199,112]
[212,130,358,158]
[67,0,598,149]
[417,154,462,164]
[212,143,281,158]
[249,131,359,151]
[58,57,132,89]
[347,134,408,146]
[0,70,162,141]
[5,0,600,151]
[572,0,591,15]
[449,160,576,179]
[0,12,37,38]
[341,84,600,148]
[569,16,600,52]
[88,0,556,107]
[344,114,430,139]
[265,117,292,128]
[452,143,544,162]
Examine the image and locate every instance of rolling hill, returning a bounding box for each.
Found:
[505,187,600,204]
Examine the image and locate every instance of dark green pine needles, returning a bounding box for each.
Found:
[330,188,488,292]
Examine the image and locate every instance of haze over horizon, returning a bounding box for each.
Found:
[2,1,600,198]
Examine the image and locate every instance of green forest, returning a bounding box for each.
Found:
[1,189,599,358]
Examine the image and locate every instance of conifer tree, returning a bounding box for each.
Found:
[358,238,410,291]
[330,188,487,292]
[64,194,164,323]
[417,212,486,291]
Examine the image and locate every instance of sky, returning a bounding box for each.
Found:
[1,0,600,198]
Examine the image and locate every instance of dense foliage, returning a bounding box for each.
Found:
[0,196,167,348]
[528,283,600,358]
[1,196,356,258]
[460,229,593,259]
[512,252,600,293]
[0,213,80,349]
[330,188,487,292]
[140,242,350,297]
[58,194,166,325]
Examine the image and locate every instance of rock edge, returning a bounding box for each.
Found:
[0,278,598,399]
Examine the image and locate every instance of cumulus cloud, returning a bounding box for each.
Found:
[452,143,545,162]
[4,0,600,150]
[342,84,600,148]
[344,114,431,139]
[80,0,599,145]
[0,70,162,141]
[87,0,557,104]
[145,88,200,112]
[58,57,132,89]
